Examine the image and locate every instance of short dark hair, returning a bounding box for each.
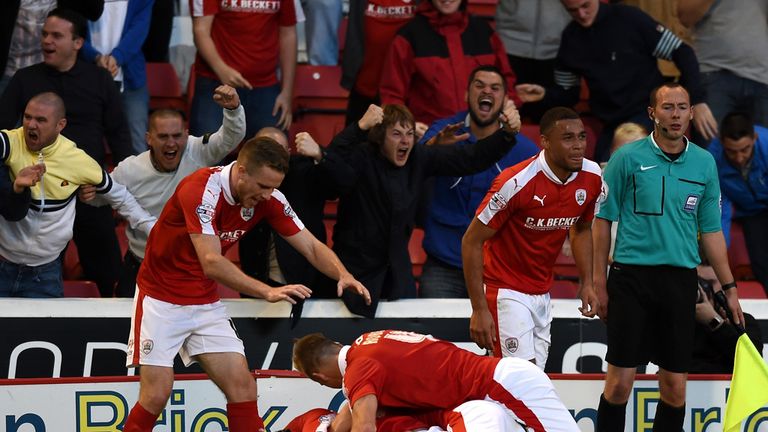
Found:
[467,65,507,93]
[720,111,755,141]
[539,106,580,136]
[368,104,415,147]
[293,333,341,377]
[47,8,88,40]
[237,136,290,174]
[649,82,689,108]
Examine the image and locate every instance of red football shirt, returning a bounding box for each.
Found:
[354,0,416,98]
[191,0,297,87]
[138,163,303,305]
[475,152,602,294]
[342,330,500,409]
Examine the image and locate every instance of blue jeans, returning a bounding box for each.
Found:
[418,256,469,298]
[301,0,342,65]
[0,258,63,298]
[122,85,149,155]
[189,75,281,142]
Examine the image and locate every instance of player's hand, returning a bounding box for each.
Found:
[336,273,371,305]
[358,104,384,131]
[724,287,745,328]
[78,184,97,202]
[295,132,323,161]
[514,84,545,103]
[692,103,718,141]
[577,283,599,318]
[214,64,253,90]
[212,84,240,109]
[470,307,497,352]
[272,90,293,130]
[426,122,470,146]
[264,284,312,304]
[594,277,609,322]
[414,122,428,142]
[499,100,521,134]
[13,164,45,193]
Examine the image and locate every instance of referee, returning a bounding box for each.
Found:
[593,83,744,431]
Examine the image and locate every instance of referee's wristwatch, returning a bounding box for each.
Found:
[708,315,724,331]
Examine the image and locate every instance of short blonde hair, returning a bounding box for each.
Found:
[611,122,647,154]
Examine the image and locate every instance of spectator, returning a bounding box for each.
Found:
[82,0,154,155]
[327,102,521,317]
[300,0,342,66]
[419,65,539,298]
[0,7,135,297]
[293,330,579,431]
[0,92,155,298]
[379,0,518,126]
[691,264,763,374]
[610,122,648,156]
[86,85,245,297]
[0,163,44,222]
[494,0,570,122]
[516,0,716,162]
[190,0,297,140]
[341,0,417,125]
[708,111,768,295]
[0,0,105,95]
[462,107,602,367]
[594,83,743,431]
[678,0,768,144]
[122,136,368,432]
[142,0,174,62]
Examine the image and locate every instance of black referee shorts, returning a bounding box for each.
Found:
[605,262,698,373]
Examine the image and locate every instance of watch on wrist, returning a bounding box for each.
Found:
[708,316,724,331]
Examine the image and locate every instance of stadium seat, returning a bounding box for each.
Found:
[409,228,427,280]
[553,251,579,281]
[290,65,349,147]
[520,123,541,148]
[63,280,101,298]
[146,62,186,112]
[62,240,83,280]
[324,200,338,219]
[736,281,767,299]
[728,222,754,280]
[323,218,335,248]
[467,0,498,18]
[549,280,578,299]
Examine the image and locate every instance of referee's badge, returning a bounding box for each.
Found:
[684,194,699,213]
[575,189,587,206]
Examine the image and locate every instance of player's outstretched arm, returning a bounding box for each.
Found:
[282,228,371,305]
[190,233,312,303]
[462,218,499,352]
[351,395,378,432]
[570,218,599,318]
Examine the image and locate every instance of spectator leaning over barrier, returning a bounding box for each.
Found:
[84,85,245,297]
[0,92,155,298]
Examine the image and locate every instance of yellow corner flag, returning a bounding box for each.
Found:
[724,333,768,432]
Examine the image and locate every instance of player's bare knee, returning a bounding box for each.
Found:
[603,379,633,403]
[222,375,257,403]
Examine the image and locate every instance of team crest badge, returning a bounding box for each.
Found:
[575,189,587,206]
[141,339,154,355]
[284,203,297,219]
[196,203,215,223]
[241,207,254,221]
[505,337,519,353]
[489,192,508,211]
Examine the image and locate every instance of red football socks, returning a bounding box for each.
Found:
[227,400,264,431]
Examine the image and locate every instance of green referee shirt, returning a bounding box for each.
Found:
[597,135,722,268]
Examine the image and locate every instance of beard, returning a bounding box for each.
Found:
[469,105,502,128]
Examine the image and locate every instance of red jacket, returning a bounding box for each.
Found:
[379,0,519,124]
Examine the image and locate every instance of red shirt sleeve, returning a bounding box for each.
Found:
[177,177,218,236]
[264,190,304,237]
[344,357,386,407]
[278,0,298,27]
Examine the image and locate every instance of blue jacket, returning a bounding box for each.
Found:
[83,0,154,90]
[709,125,768,219]
[420,111,539,268]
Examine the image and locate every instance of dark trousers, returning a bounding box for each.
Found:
[507,55,557,123]
[345,88,378,126]
[116,249,142,298]
[73,202,121,298]
[740,211,768,295]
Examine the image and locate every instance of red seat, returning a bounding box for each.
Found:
[728,222,754,280]
[63,280,101,298]
[737,281,767,299]
[553,251,579,281]
[289,112,346,149]
[519,123,541,148]
[146,62,186,112]
[324,200,338,218]
[216,283,240,299]
[323,218,335,248]
[409,229,427,281]
[293,65,349,112]
[467,0,498,18]
[549,280,578,299]
[63,240,83,280]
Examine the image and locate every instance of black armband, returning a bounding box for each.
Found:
[721,281,737,291]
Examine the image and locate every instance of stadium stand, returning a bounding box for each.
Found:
[146,62,186,113]
[63,280,101,298]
